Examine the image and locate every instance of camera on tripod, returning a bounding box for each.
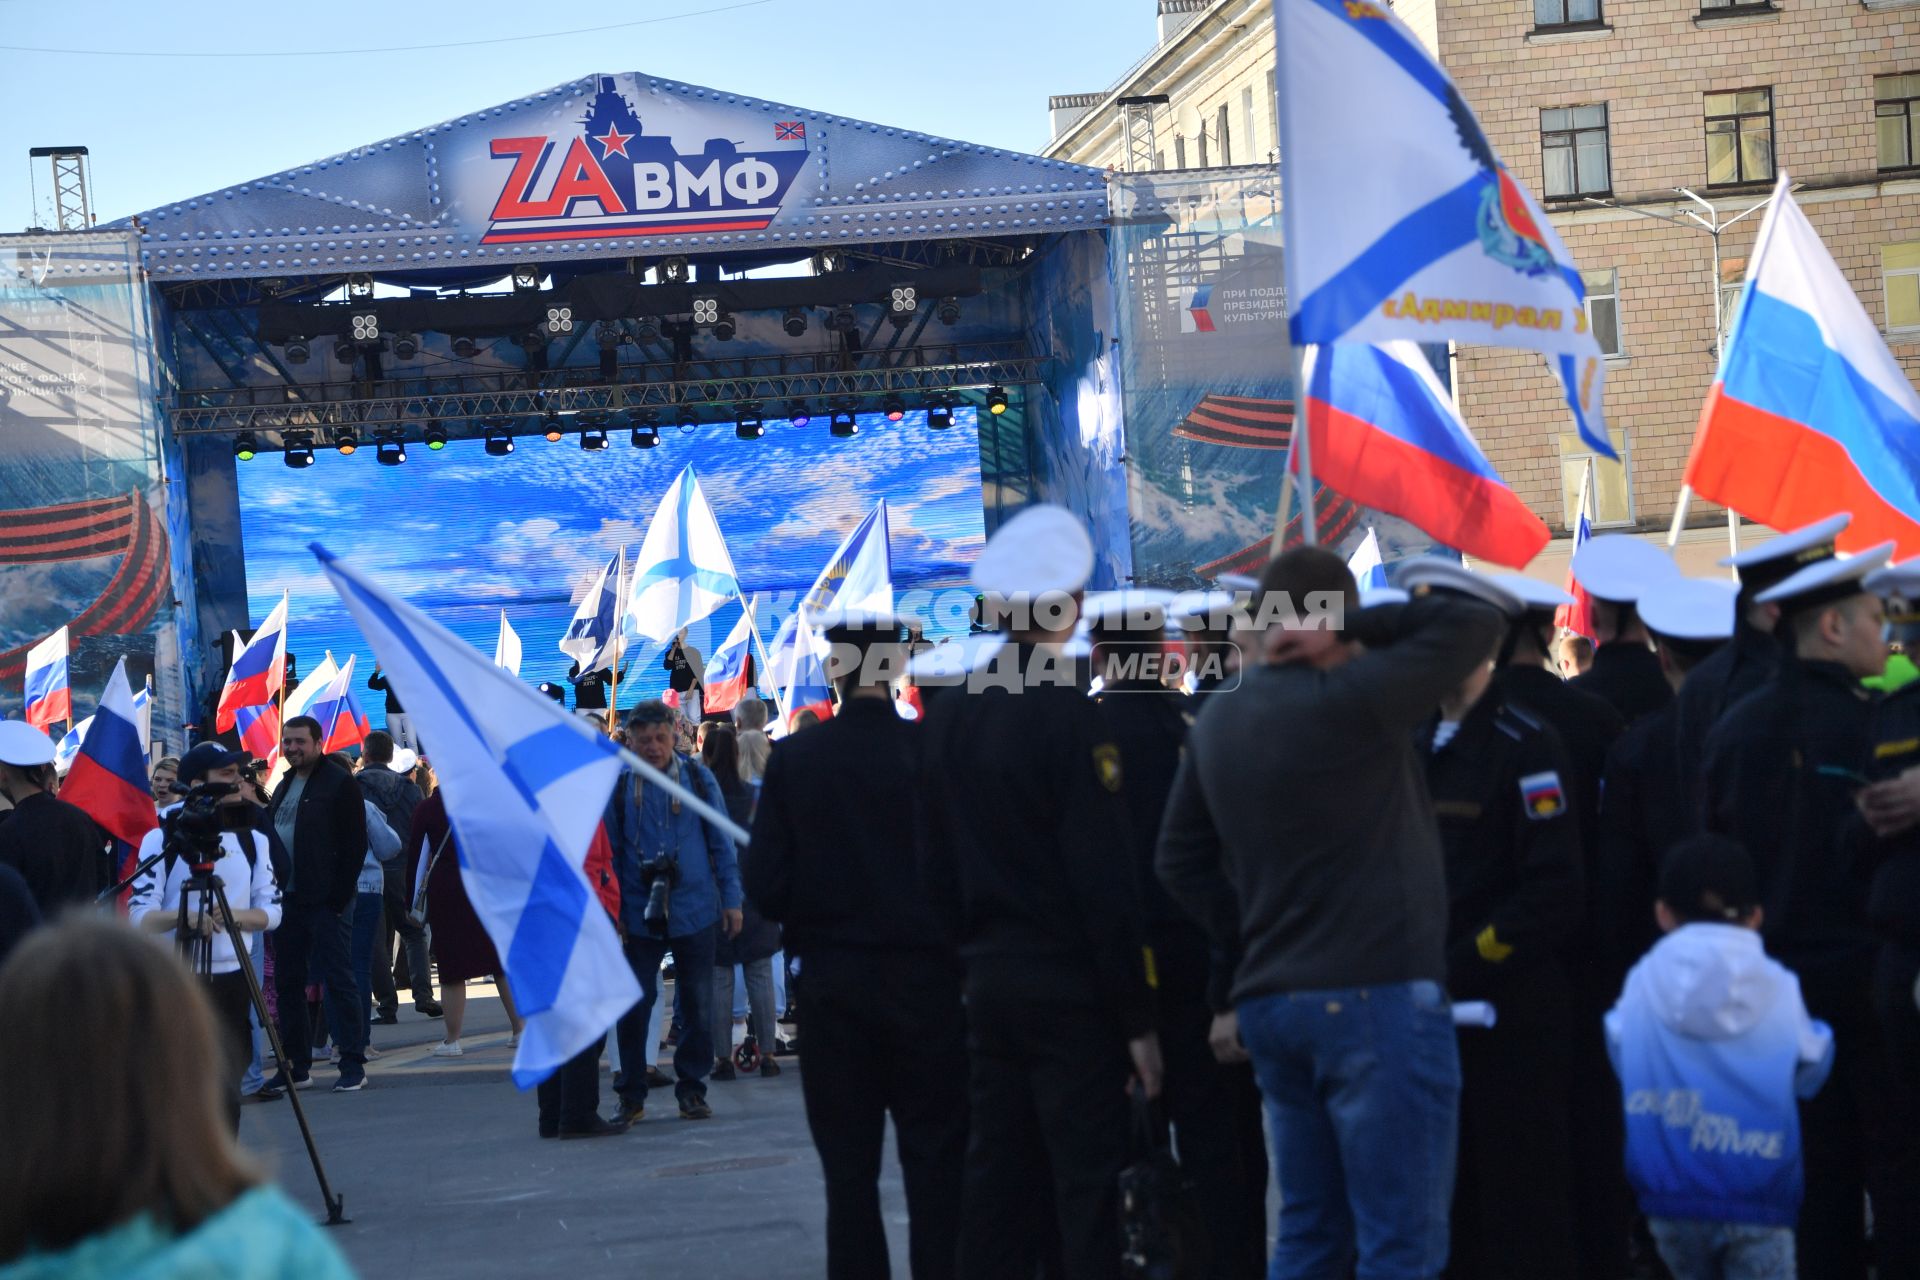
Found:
[161,781,241,873]
[639,851,679,936]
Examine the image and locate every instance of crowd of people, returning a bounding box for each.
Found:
[0,502,1916,1280]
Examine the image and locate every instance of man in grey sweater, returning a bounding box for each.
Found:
[1157,549,1505,1280]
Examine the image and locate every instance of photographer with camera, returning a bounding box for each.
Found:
[127,742,282,1131]
[607,700,742,1125]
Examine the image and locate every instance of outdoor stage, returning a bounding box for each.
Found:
[0,69,1405,744]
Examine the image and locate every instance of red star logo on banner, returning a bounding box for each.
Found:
[594,126,633,159]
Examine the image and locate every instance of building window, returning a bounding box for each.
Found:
[1705,89,1775,187]
[1877,74,1920,172]
[1583,268,1622,356]
[1541,105,1611,198]
[1243,87,1257,165]
[1217,104,1233,166]
[1561,429,1632,528]
[1266,69,1279,162]
[1534,0,1602,28]
[1699,0,1774,11]
[1154,150,1166,172]
[1174,134,1187,168]
[1887,242,1920,334]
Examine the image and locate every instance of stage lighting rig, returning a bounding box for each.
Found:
[333,340,358,364]
[785,400,812,428]
[661,256,689,284]
[483,427,514,457]
[333,427,359,456]
[284,431,316,468]
[928,401,954,430]
[630,410,661,449]
[735,405,765,440]
[888,286,918,328]
[782,308,809,338]
[829,404,858,438]
[545,306,575,336]
[424,425,448,451]
[233,432,258,462]
[349,312,380,344]
[986,385,1009,416]
[347,274,374,300]
[390,332,419,360]
[543,408,564,443]
[936,297,962,326]
[882,395,906,423]
[634,316,662,343]
[374,429,407,466]
[692,298,719,324]
[512,266,541,293]
[284,336,311,365]
[451,336,479,359]
[826,304,857,333]
[581,426,609,451]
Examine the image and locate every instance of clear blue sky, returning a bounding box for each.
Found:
[0,0,1149,226]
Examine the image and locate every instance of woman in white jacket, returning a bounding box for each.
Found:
[128,744,282,1131]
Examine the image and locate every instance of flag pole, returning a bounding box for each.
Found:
[606,545,625,734]
[1270,345,1318,558]
[738,592,784,724]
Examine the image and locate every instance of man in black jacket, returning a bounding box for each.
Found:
[0,721,107,913]
[744,608,967,1280]
[355,732,438,1022]
[366,663,414,750]
[1567,535,1680,729]
[266,714,371,1092]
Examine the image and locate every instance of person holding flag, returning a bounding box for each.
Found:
[23,627,71,733]
[0,719,107,914]
[702,610,758,718]
[561,549,625,721]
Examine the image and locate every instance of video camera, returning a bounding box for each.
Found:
[161,781,241,873]
[638,851,679,937]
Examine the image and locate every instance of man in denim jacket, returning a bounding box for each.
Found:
[607,700,743,1124]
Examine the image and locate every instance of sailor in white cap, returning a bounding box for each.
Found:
[1568,534,1682,728]
[0,718,109,914]
[1593,576,1738,999]
[1157,546,1506,1275]
[1700,539,1907,1274]
[1399,563,1586,1279]
[919,503,1161,1276]
[737,607,969,1277]
[1671,513,1854,819]
[1084,589,1269,1272]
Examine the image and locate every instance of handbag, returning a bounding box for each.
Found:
[1118,1084,1211,1280]
[405,830,453,930]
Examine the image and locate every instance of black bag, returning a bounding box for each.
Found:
[1118,1085,1211,1280]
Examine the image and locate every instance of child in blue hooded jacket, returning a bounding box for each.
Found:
[1606,835,1834,1280]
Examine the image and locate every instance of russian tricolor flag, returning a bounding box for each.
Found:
[702,611,756,716]
[235,702,282,770]
[59,658,158,848]
[1297,342,1550,569]
[24,627,71,731]
[309,653,369,754]
[216,594,288,732]
[1683,176,1920,557]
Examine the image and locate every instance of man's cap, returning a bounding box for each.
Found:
[1570,535,1681,604]
[970,504,1094,599]
[1638,576,1739,643]
[1865,558,1920,609]
[1755,542,1896,615]
[388,747,419,775]
[1659,835,1761,923]
[806,606,913,642]
[1483,573,1575,618]
[1396,558,1522,615]
[0,720,56,768]
[1083,588,1175,636]
[1721,513,1851,595]
[178,741,247,784]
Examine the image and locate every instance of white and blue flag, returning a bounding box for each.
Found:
[1347,527,1388,593]
[623,466,743,645]
[312,544,640,1089]
[770,500,895,719]
[1274,0,1612,457]
[559,550,626,675]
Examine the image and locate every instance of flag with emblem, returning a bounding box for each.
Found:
[775,121,805,140]
[1519,770,1566,820]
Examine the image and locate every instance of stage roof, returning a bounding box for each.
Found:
[123,72,1109,283]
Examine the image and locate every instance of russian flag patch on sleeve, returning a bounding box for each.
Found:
[1519,771,1566,821]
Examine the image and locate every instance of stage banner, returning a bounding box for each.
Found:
[1108,169,1443,585]
[0,231,183,749]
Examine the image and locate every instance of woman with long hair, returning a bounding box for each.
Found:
[0,917,354,1277]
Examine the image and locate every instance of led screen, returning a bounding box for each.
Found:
[236,408,985,722]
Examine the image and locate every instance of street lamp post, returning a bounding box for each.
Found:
[1582,187,1776,557]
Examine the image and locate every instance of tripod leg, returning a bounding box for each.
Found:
[209,878,350,1227]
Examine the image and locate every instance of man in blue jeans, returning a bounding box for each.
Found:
[1158,552,1506,1279]
[607,700,743,1124]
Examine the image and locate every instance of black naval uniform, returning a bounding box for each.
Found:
[743,695,967,1280]
[1495,661,1631,1280]
[1704,660,1907,1280]
[1594,702,1690,990]
[1569,638,1672,729]
[1094,679,1266,1280]
[0,791,109,913]
[921,643,1151,1280]
[1423,693,1584,1280]
[1857,683,1920,1280]
[1670,620,1780,829]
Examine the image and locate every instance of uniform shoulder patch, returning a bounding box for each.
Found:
[1876,737,1920,761]
[1093,743,1123,793]
[1518,770,1566,820]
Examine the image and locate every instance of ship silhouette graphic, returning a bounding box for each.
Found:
[482,77,810,244]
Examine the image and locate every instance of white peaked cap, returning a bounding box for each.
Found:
[1570,535,1681,604]
[971,505,1094,599]
[1638,576,1738,642]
